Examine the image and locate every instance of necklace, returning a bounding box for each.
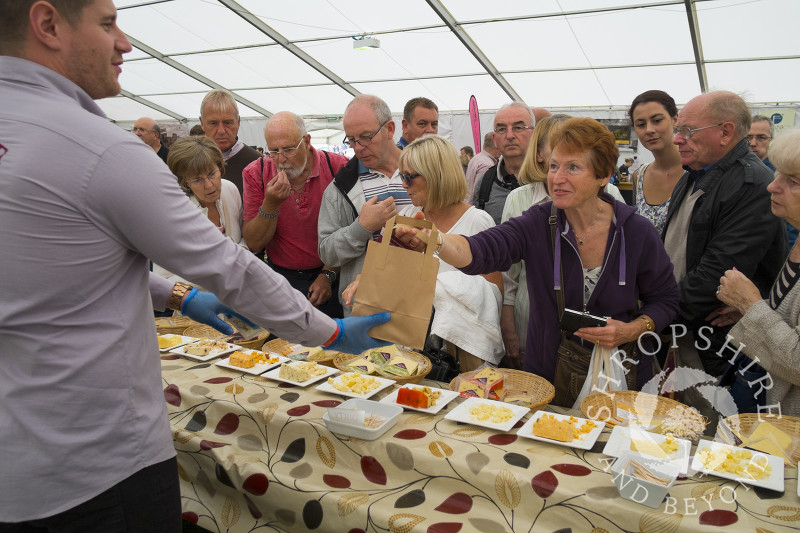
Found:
[573,205,602,246]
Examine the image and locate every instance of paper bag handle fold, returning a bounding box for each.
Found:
[374,215,439,281]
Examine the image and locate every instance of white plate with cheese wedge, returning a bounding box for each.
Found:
[380,386,461,415]
[517,411,605,451]
[158,334,196,352]
[691,440,784,492]
[603,426,691,475]
[261,361,339,387]
[215,349,289,376]
[170,340,239,361]
[316,373,396,399]
[444,397,528,432]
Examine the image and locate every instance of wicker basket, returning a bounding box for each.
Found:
[723,413,800,462]
[579,391,705,433]
[448,369,555,411]
[183,324,269,350]
[262,338,338,368]
[155,316,198,335]
[333,348,432,384]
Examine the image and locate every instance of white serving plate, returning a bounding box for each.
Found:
[603,426,691,475]
[158,334,196,353]
[261,362,339,387]
[169,340,239,361]
[443,397,528,432]
[380,386,461,415]
[214,349,289,375]
[316,373,395,399]
[691,440,784,492]
[323,398,403,440]
[517,411,605,451]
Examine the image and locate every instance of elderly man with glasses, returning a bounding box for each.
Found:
[132,116,169,163]
[662,91,786,414]
[242,111,348,318]
[473,102,535,225]
[318,94,415,315]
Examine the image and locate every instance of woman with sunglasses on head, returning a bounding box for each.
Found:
[154,135,247,283]
[344,135,504,372]
[628,90,685,234]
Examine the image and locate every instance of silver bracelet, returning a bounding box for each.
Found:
[258,207,279,218]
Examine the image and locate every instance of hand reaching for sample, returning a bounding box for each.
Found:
[394,211,434,252]
[181,289,255,335]
[358,196,397,232]
[342,274,361,307]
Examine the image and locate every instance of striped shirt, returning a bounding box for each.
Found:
[771,260,800,310]
[358,162,412,239]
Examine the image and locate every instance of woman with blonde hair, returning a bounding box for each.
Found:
[345,135,504,371]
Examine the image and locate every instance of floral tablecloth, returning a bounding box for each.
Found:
[161,354,800,532]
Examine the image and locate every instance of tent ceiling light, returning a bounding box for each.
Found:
[353,36,380,50]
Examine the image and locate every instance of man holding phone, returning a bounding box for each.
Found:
[318,95,417,314]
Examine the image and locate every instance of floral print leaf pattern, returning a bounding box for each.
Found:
[316,436,336,468]
[242,473,268,496]
[220,496,240,529]
[429,441,453,458]
[185,411,206,432]
[246,392,270,403]
[275,508,296,526]
[434,492,472,514]
[395,489,425,508]
[280,392,300,402]
[281,438,306,463]
[393,429,427,440]
[551,463,591,476]
[386,443,415,471]
[200,440,229,451]
[338,493,369,517]
[388,513,425,533]
[181,511,198,523]
[290,462,313,479]
[258,402,278,425]
[243,494,262,519]
[214,413,239,435]
[531,470,558,499]
[427,523,462,533]
[236,434,262,451]
[205,376,232,384]
[361,456,387,485]
[466,452,490,476]
[164,384,181,406]
[495,469,521,509]
[503,452,530,469]
[224,383,244,395]
[302,499,323,529]
[488,434,517,446]
[453,428,484,438]
[215,462,235,488]
[767,505,800,521]
[287,405,311,417]
[638,509,682,533]
[467,518,507,531]
[323,474,351,489]
[699,509,738,526]
[312,400,341,408]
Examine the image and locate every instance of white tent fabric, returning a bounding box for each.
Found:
[104,0,799,149]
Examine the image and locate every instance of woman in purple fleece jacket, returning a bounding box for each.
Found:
[400,118,679,386]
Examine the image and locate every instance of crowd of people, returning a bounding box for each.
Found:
[1,0,798,531]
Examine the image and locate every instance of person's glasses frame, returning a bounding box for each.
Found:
[343,120,389,148]
[673,122,726,140]
[188,168,220,188]
[132,127,158,134]
[493,124,534,136]
[267,138,305,159]
[399,172,421,186]
[746,134,772,143]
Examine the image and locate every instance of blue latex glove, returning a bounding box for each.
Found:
[181,288,255,335]
[326,312,391,355]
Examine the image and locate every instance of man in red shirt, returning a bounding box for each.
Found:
[242,111,348,318]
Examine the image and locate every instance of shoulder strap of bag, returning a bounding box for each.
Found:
[322,150,334,176]
[476,167,495,210]
[549,202,565,318]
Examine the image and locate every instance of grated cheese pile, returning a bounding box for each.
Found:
[469,403,514,424]
[328,373,380,395]
[659,405,705,441]
[698,445,772,480]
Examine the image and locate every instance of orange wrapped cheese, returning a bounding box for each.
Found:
[397,387,432,408]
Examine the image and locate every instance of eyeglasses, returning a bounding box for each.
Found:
[343,120,388,148]
[399,172,421,186]
[188,168,220,188]
[747,134,772,143]
[267,138,304,159]
[132,127,157,134]
[494,124,534,135]
[673,123,724,139]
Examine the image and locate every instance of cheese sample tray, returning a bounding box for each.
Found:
[603,425,691,475]
[517,411,605,451]
[214,349,289,375]
[444,397,528,432]
[380,386,460,414]
[158,334,196,352]
[169,340,239,361]
[261,362,339,387]
[316,373,396,399]
[691,440,784,492]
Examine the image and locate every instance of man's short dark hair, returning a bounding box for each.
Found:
[751,114,774,137]
[403,97,438,122]
[482,132,495,150]
[1,1,94,55]
[461,146,474,157]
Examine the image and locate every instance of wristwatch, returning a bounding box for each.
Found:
[321,270,337,284]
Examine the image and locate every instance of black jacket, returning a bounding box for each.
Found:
[663,139,786,373]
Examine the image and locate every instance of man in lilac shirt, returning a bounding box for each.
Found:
[0,1,387,530]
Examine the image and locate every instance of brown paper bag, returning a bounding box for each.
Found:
[351,215,439,350]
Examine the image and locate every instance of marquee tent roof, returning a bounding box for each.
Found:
[102,0,799,124]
